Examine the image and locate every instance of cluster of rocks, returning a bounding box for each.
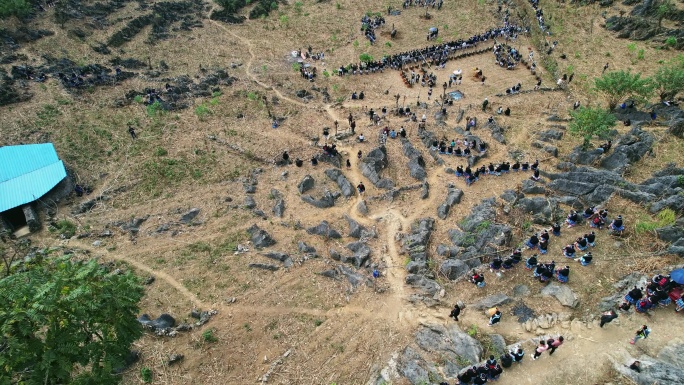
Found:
[612,340,684,385]
[120,69,236,110]
[442,198,512,277]
[325,168,355,197]
[359,146,395,189]
[247,224,276,249]
[298,174,343,208]
[371,323,484,384]
[400,138,427,181]
[366,182,427,202]
[437,186,463,220]
[604,0,684,49]
[318,265,373,288]
[271,189,286,218]
[138,309,217,337]
[330,241,372,268]
[401,218,443,296]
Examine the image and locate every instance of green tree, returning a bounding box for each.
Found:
[569,106,616,149]
[594,70,653,110]
[656,0,674,28]
[0,256,144,384]
[653,57,684,101]
[0,0,32,19]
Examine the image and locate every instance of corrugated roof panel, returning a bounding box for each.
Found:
[0,143,67,213]
[0,143,60,183]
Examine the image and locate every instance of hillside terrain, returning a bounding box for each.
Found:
[1,0,684,384]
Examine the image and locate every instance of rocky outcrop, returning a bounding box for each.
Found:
[359,146,394,189]
[447,198,512,268]
[600,127,655,173]
[301,191,337,208]
[247,224,275,249]
[297,175,315,194]
[437,187,463,220]
[471,294,513,310]
[401,138,427,181]
[324,168,355,197]
[307,220,342,239]
[541,283,579,308]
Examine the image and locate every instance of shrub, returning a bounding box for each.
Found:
[0,0,31,19]
[51,219,76,238]
[292,62,302,72]
[568,106,616,148]
[359,53,374,64]
[195,103,211,120]
[664,37,677,48]
[594,70,654,110]
[141,367,152,383]
[202,329,218,343]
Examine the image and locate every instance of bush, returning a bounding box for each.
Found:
[594,70,654,110]
[635,208,676,234]
[141,367,152,383]
[0,0,32,19]
[653,57,684,101]
[359,53,374,64]
[568,106,616,149]
[51,219,77,238]
[202,328,219,343]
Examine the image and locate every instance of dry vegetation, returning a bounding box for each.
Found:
[1,0,683,384]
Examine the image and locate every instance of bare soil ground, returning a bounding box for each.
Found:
[1,0,683,384]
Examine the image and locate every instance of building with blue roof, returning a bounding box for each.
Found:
[0,143,68,235]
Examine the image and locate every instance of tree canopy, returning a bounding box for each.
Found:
[0,0,32,19]
[568,106,616,148]
[594,70,654,110]
[653,56,684,101]
[0,256,144,384]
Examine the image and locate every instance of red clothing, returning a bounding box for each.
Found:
[551,340,563,348]
[535,345,548,353]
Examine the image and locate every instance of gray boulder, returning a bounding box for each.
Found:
[324,168,355,197]
[397,347,430,385]
[243,196,256,209]
[439,259,468,280]
[613,353,684,385]
[307,220,342,239]
[600,127,654,173]
[514,197,560,224]
[357,200,368,215]
[248,263,279,271]
[298,241,316,253]
[650,194,684,213]
[421,181,429,199]
[657,342,684,369]
[338,265,372,287]
[263,252,293,268]
[437,187,463,219]
[541,284,579,307]
[408,157,427,180]
[297,175,315,194]
[345,215,367,238]
[272,199,285,217]
[342,241,371,267]
[415,323,483,365]
[539,128,564,142]
[138,313,176,331]
[566,146,604,165]
[405,274,441,295]
[521,179,546,194]
[301,191,336,208]
[180,208,200,224]
[247,224,275,248]
[471,294,513,310]
[360,146,394,189]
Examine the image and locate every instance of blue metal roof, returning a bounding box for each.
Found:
[0,143,67,213]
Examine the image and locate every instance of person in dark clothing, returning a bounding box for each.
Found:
[357,182,366,194]
[552,222,561,236]
[526,233,540,250]
[619,301,631,311]
[311,157,318,166]
[512,348,524,363]
[128,126,137,139]
[485,355,497,369]
[548,336,564,355]
[504,107,510,116]
[500,352,513,368]
[450,304,461,321]
[295,158,303,167]
[600,310,618,327]
[346,159,351,168]
[488,309,502,326]
[473,373,488,385]
[282,151,289,162]
[457,369,473,385]
[629,361,641,373]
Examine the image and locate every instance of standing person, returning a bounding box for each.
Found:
[548,336,564,355]
[603,62,609,73]
[128,125,137,139]
[357,182,366,194]
[346,159,351,168]
[450,304,461,321]
[488,308,502,326]
[532,340,547,360]
[600,310,618,327]
[630,325,651,344]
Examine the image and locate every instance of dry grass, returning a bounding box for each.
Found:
[1,1,683,384]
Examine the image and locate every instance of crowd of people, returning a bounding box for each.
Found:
[361,14,385,44]
[452,159,540,186]
[338,22,526,75]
